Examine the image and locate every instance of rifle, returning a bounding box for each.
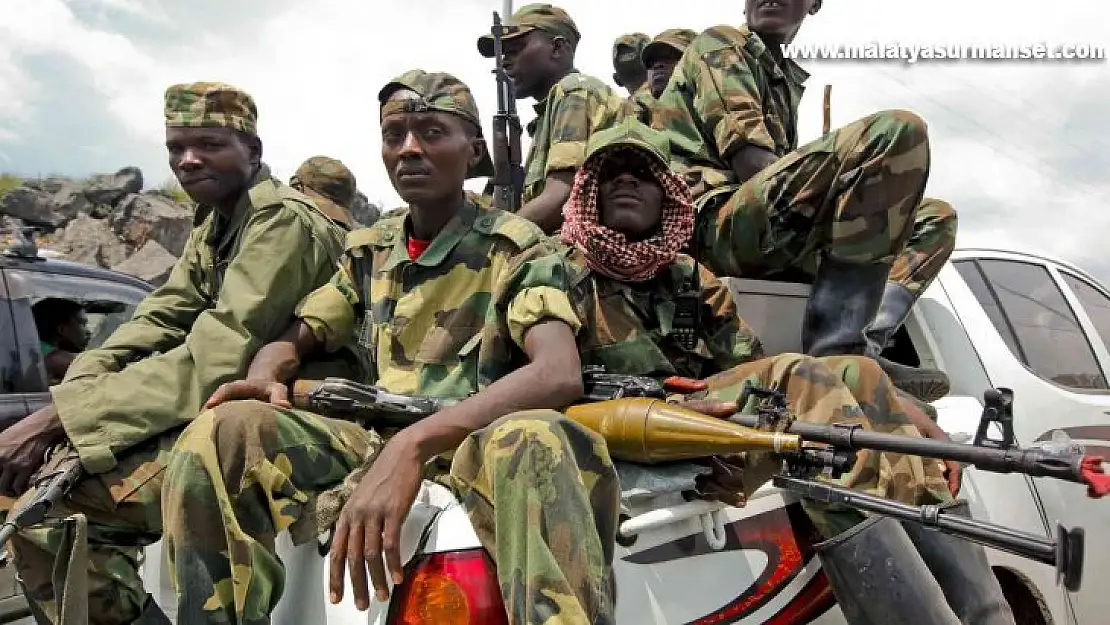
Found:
[291,378,459,429]
[0,447,84,564]
[581,364,707,401]
[488,11,524,211]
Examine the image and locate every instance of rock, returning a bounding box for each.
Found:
[349,191,381,227]
[84,166,143,207]
[57,214,129,268]
[112,240,178,286]
[111,192,193,257]
[0,187,69,228]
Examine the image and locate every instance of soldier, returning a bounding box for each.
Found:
[0,82,351,624]
[612,32,653,121]
[162,70,619,625]
[642,28,698,102]
[289,155,358,229]
[476,3,626,233]
[652,0,957,402]
[555,118,1015,624]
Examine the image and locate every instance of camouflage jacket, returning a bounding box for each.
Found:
[624,82,655,125]
[523,70,627,204]
[561,247,762,380]
[53,165,349,473]
[652,24,809,205]
[296,195,580,398]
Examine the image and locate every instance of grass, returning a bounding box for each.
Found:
[154,178,192,204]
[0,173,22,201]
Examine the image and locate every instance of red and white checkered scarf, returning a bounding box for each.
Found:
[561,146,694,282]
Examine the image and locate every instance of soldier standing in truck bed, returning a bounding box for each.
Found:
[476,3,626,234]
[633,28,699,125]
[652,0,958,402]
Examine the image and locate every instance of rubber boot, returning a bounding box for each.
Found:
[815,515,962,625]
[132,594,172,625]
[900,502,1017,625]
[802,258,889,357]
[866,281,951,402]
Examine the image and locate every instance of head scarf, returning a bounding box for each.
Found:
[560,144,693,282]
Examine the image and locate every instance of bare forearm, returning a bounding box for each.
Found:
[515,173,574,234]
[246,320,322,382]
[729,145,779,185]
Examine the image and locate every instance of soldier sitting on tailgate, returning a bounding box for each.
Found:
[168,70,620,625]
[652,0,958,402]
[550,118,1016,625]
[476,3,626,233]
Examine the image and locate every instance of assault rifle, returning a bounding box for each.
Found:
[0,447,84,565]
[488,10,524,211]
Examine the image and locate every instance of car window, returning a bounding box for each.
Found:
[975,259,1107,391]
[953,260,1024,358]
[1061,272,1110,355]
[0,272,21,393]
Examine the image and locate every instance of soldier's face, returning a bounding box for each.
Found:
[745,0,816,42]
[166,127,258,207]
[381,111,481,206]
[502,31,561,99]
[647,49,684,99]
[597,151,664,241]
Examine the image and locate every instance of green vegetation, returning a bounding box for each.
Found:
[156,178,192,204]
[0,173,22,200]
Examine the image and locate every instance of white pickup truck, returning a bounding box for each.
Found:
[124,247,1110,623]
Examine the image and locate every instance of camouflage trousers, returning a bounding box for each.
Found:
[694,109,956,297]
[8,432,177,625]
[690,353,951,538]
[160,400,620,625]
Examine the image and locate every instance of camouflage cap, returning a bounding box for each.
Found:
[642,28,699,66]
[378,70,494,179]
[290,156,357,207]
[163,81,258,135]
[584,116,671,167]
[477,3,580,58]
[613,32,651,67]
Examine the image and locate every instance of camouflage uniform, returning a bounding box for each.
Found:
[612,33,653,121]
[289,155,358,229]
[635,28,699,125]
[161,71,620,625]
[477,4,627,207]
[8,82,351,625]
[653,25,956,400]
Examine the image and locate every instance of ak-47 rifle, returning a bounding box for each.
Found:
[0,446,84,564]
[488,11,524,211]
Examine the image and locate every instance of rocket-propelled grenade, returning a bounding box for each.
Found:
[564,397,802,464]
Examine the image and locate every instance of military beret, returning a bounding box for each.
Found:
[642,28,699,66]
[163,81,258,136]
[290,156,357,208]
[477,3,580,58]
[378,70,494,179]
[585,116,671,167]
[613,32,651,66]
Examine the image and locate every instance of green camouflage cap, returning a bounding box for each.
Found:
[163,81,258,135]
[613,32,651,67]
[290,156,357,207]
[584,116,671,166]
[477,3,580,58]
[378,69,494,179]
[642,28,699,66]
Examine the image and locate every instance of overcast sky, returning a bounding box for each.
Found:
[1,0,1109,280]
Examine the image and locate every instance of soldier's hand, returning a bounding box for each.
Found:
[329,433,423,610]
[0,404,67,496]
[673,398,738,418]
[204,379,290,409]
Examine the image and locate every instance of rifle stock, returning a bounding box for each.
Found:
[489,11,524,211]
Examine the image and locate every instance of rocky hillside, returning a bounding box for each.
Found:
[0,167,381,286]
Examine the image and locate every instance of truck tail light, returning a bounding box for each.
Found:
[387,549,508,625]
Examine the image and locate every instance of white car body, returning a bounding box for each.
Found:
[137,247,1110,624]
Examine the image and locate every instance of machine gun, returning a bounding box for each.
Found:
[488,10,524,211]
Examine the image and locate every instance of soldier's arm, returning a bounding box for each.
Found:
[696,262,764,369]
[516,88,598,233]
[62,230,211,379]
[49,204,339,474]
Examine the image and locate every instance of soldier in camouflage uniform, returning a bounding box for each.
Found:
[289,155,358,229]
[611,32,653,121]
[0,82,351,624]
[476,3,626,233]
[637,28,699,124]
[652,0,957,403]
[553,118,1015,625]
[161,70,620,625]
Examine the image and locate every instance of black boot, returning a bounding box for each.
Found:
[866,281,951,402]
[815,515,962,624]
[899,502,1017,625]
[802,257,889,357]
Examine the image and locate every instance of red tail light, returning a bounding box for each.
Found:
[386,549,508,625]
